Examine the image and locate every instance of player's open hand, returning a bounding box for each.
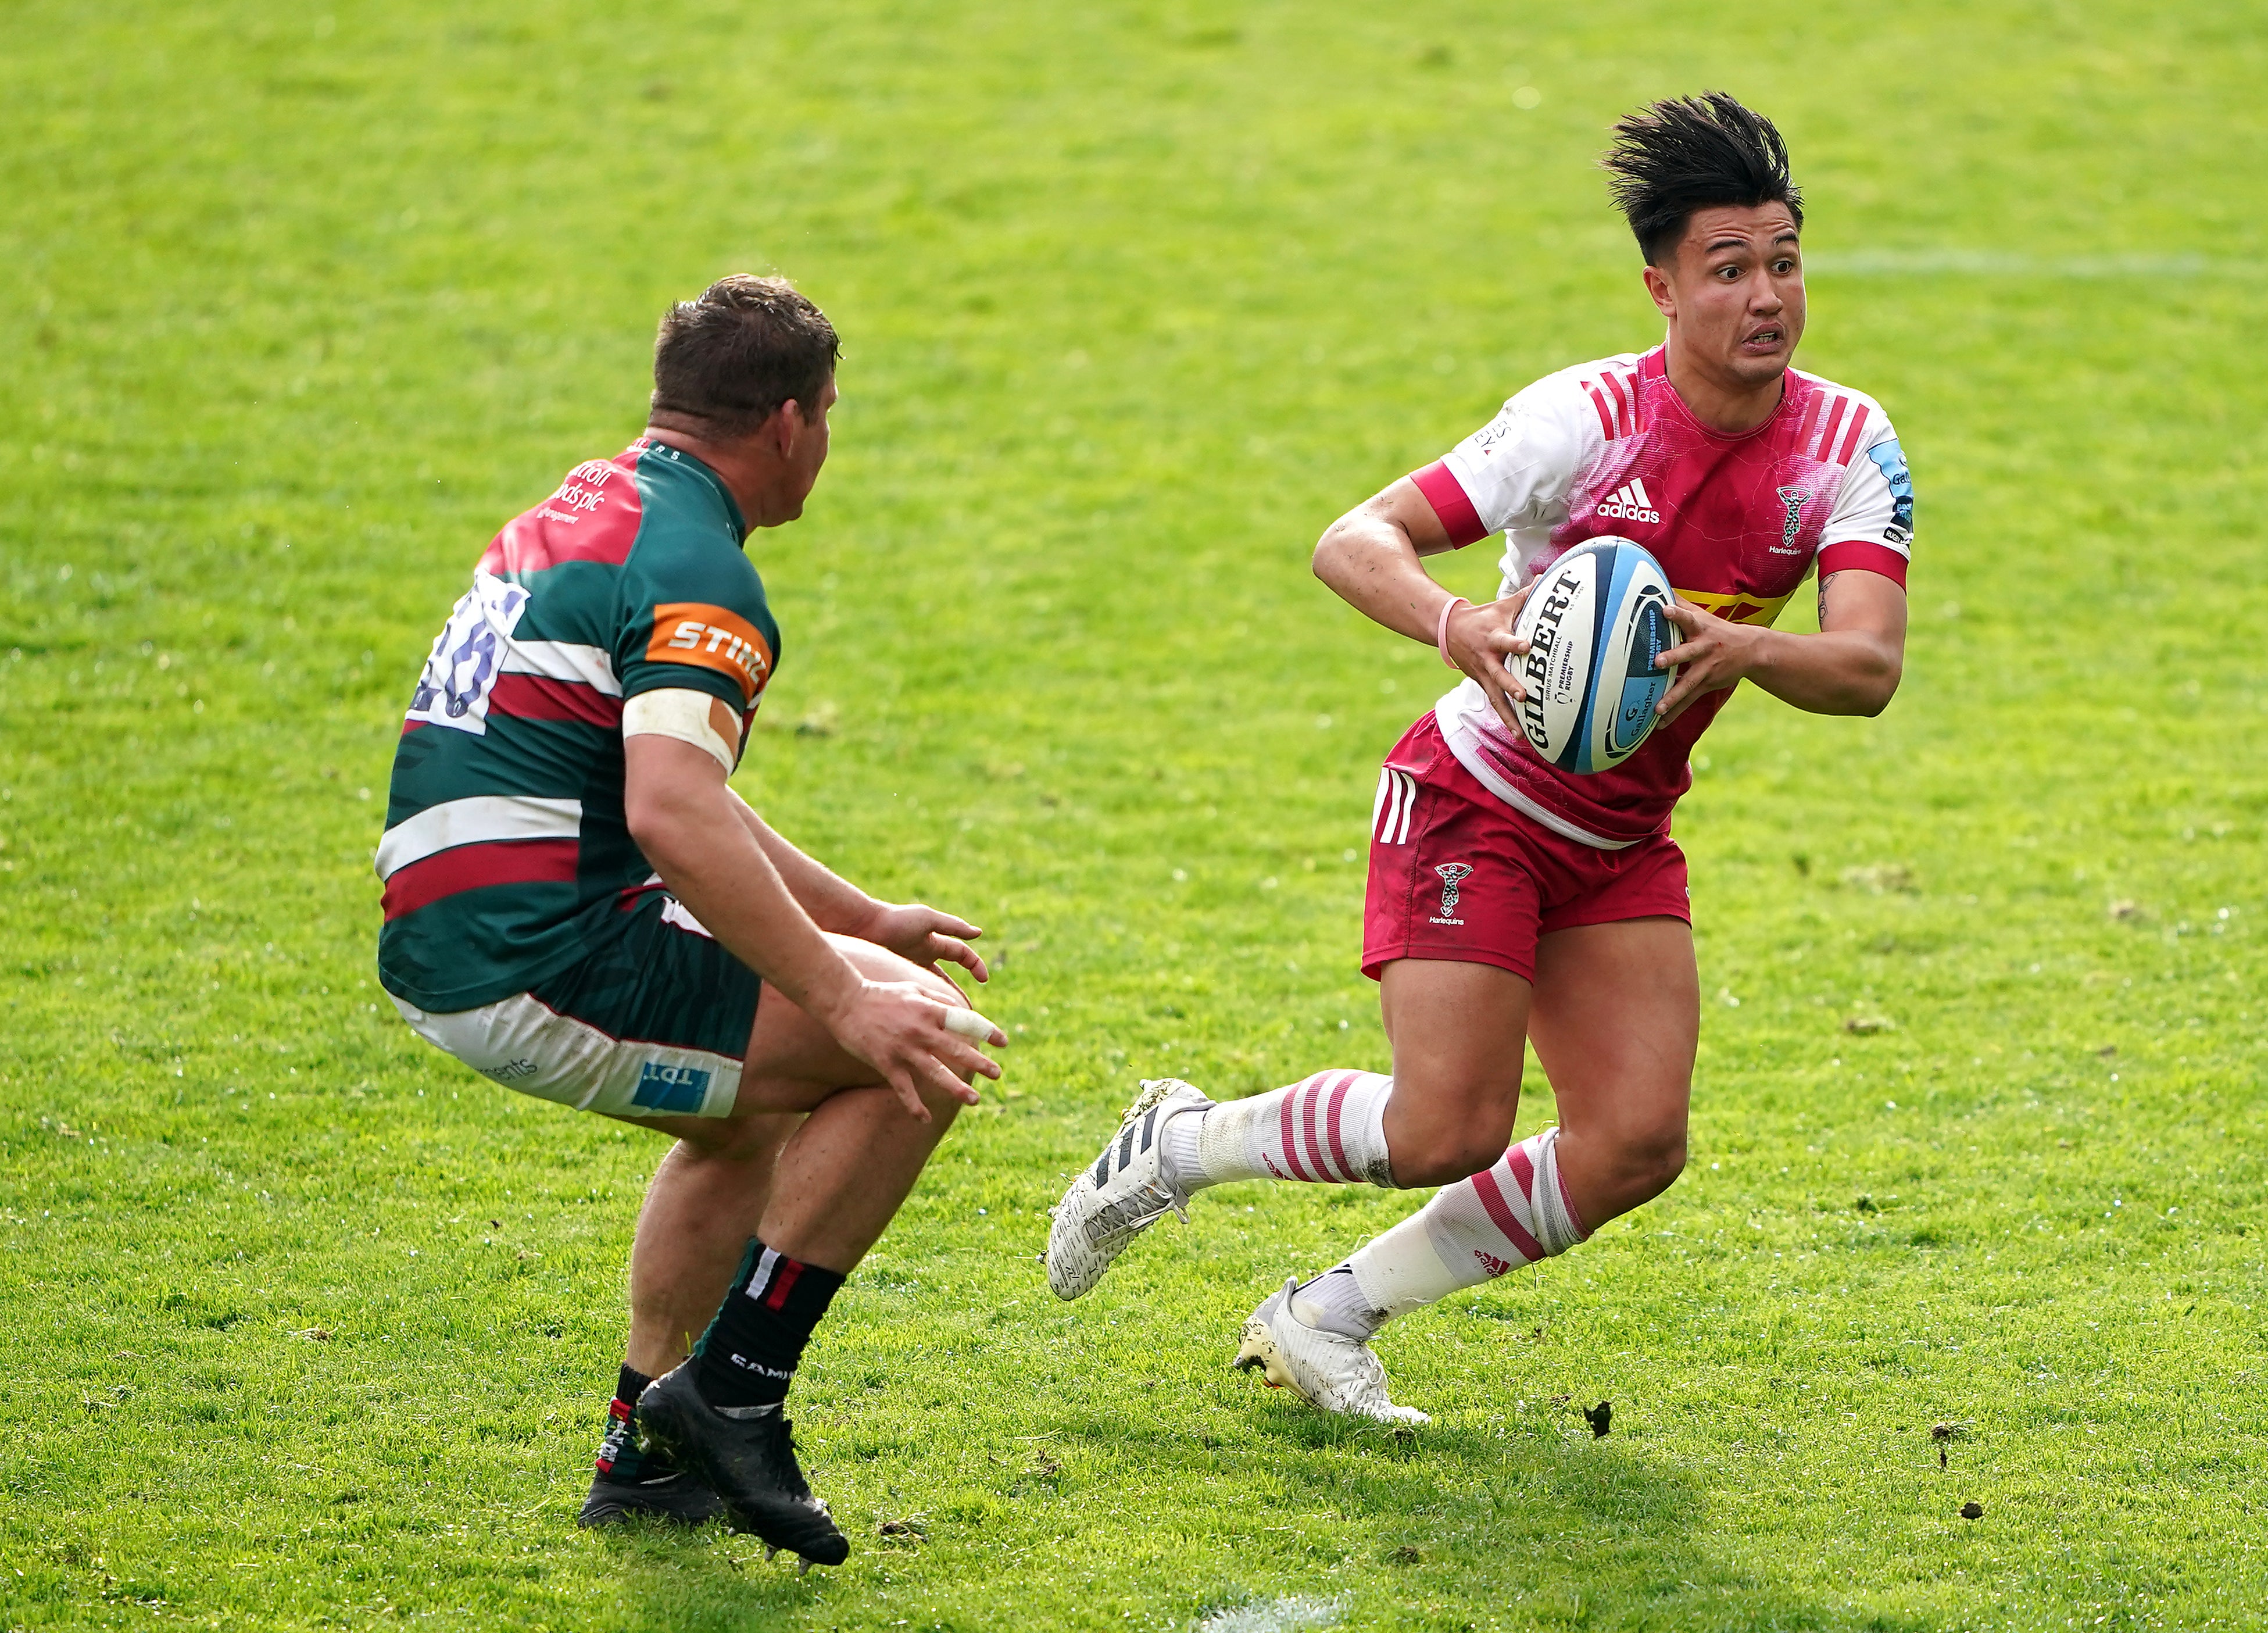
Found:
[1443,585,1535,735]
[1655,599,1763,724]
[852,901,989,984]
[826,977,1004,1122]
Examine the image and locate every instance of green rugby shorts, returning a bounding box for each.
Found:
[390,889,759,1119]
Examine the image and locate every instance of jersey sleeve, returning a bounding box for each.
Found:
[1411,373,1594,547]
[1817,414,1913,587]
[614,540,779,714]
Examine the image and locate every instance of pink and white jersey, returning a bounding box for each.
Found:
[1412,345,1913,848]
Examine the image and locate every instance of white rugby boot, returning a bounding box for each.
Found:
[1045,1078,1212,1300]
[1232,1278,1430,1426]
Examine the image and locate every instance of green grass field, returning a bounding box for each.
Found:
[5,1,2266,1627]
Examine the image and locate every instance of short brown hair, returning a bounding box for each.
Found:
[650,275,840,437]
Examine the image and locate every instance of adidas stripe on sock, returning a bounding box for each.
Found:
[1323,1127,1589,1334]
[1177,1070,1397,1191]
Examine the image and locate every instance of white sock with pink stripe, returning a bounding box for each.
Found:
[1292,1126,1589,1339]
[1161,1070,1397,1192]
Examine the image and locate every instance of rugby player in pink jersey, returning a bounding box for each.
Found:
[1047,94,1914,1421]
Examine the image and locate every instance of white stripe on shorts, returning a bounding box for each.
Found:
[1372,769,1417,845]
[389,992,741,1119]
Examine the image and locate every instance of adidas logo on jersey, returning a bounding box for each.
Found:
[1596,479,1661,524]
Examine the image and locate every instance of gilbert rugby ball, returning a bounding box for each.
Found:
[1509,537,1679,774]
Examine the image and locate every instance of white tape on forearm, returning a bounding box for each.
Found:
[623,688,735,772]
[943,1007,999,1044]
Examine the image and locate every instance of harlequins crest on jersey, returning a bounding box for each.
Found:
[376,439,782,1014]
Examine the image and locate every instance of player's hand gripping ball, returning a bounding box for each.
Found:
[1508,537,1680,774]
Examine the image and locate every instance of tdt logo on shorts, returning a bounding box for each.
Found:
[1430,862,1473,927]
[632,1061,712,1114]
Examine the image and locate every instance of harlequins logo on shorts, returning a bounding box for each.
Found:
[632,1061,712,1114]
[1430,862,1473,926]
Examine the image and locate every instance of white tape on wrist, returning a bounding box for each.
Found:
[943,1007,1000,1044]
[623,688,735,772]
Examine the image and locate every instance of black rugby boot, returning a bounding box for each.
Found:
[575,1372,726,1528]
[578,1466,727,1528]
[635,1364,849,1567]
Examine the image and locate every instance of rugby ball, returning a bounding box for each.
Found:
[1508,537,1679,774]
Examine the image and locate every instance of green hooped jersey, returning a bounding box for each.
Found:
[376,438,780,1013]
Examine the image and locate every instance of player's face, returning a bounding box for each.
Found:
[770,373,837,523]
[1651,204,1805,389]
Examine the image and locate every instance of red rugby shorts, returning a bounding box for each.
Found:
[1362,712,1690,985]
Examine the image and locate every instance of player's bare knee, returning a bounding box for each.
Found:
[666,1123,731,1160]
[827,933,963,1008]
[666,1131,751,1170]
[725,1116,799,1164]
[888,1079,967,1141]
[1625,1132,1687,1201]
[1394,1124,1517,1189]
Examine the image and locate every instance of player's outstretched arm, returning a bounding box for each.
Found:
[1313,477,1533,731]
[1654,568,1907,724]
[624,734,1001,1118]
[725,791,989,984]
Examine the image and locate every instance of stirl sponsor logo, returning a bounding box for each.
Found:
[1596,477,1661,524]
[648,602,775,701]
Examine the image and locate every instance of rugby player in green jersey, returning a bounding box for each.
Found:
[377,276,1004,1568]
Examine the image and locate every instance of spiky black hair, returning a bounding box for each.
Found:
[1601,92,1804,266]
